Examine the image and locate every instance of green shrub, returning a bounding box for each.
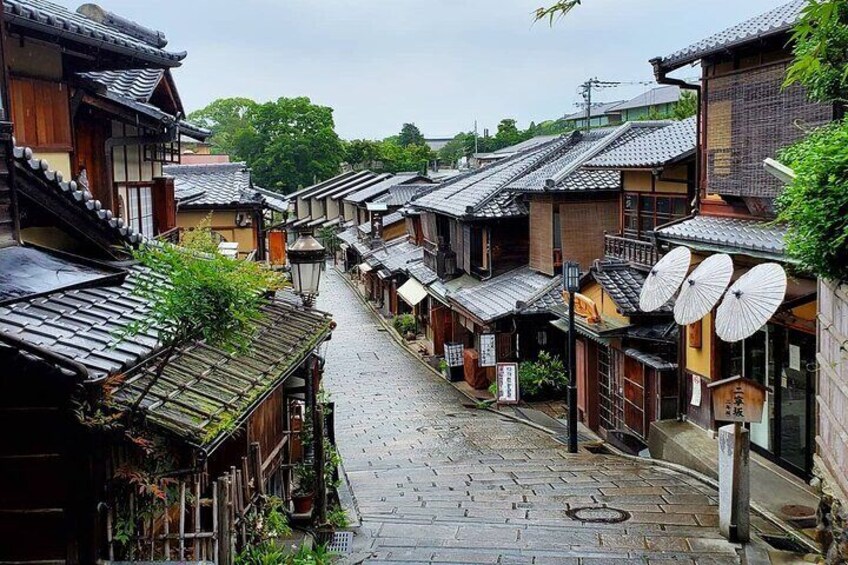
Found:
[518,351,567,400]
[328,505,349,528]
[393,313,417,335]
[778,118,848,281]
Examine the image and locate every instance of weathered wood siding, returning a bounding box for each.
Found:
[817,278,848,503]
[529,199,553,275]
[560,198,618,271]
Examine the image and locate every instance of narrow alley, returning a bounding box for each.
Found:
[318,268,777,564]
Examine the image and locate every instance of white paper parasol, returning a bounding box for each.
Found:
[673,253,734,326]
[716,263,787,342]
[639,246,691,312]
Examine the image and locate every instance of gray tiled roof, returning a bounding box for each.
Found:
[406,260,439,286]
[5,0,186,66]
[656,215,788,259]
[475,135,562,159]
[343,173,432,204]
[287,171,361,200]
[592,260,671,316]
[450,267,557,324]
[81,68,164,102]
[165,162,263,208]
[13,145,142,245]
[413,137,566,218]
[656,1,805,71]
[375,183,437,207]
[624,348,677,372]
[0,263,159,379]
[517,279,567,317]
[337,225,360,246]
[564,100,626,121]
[607,86,682,112]
[509,122,667,193]
[357,211,404,235]
[310,172,388,201]
[586,117,696,169]
[254,187,288,213]
[363,239,423,274]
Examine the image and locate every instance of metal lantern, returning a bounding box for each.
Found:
[288,232,325,307]
[563,261,580,293]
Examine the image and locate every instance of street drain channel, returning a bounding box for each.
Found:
[322,531,353,555]
[566,506,631,524]
[759,534,812,554]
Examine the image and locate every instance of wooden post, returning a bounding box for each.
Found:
[163,488,171,558]
[250,443,265,497]
[217,474,232,565]
[194,478,202,561]
[312,357,328,527]
[212,481,219,565]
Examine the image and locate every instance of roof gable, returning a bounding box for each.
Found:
[585,117,696,169]
[166,162,262,208]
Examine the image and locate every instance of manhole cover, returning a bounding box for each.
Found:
[324,531,353,555]
[566,506,631,524]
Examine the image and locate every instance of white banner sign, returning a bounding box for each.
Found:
[496,363,520,405]
[445,343,464,368]
[479,334,496,367]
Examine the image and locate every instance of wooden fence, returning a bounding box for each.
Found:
[107,443,268,565]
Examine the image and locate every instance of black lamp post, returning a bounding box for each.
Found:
[288,231,326,308]
[564,261,580,453]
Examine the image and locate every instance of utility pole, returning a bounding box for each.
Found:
[474,120,478,155]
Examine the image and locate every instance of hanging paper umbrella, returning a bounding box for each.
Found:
[639,246,691,312]
[716,263,787,343]
[673,253,734,326]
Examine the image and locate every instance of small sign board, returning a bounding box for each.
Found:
[496,362,520,405]
[479,334,496,367]
[707,375,767,423]
[444,342,464,368]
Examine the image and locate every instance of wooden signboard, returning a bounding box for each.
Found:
[707,376,767,424]
[444,342,464,368]
[496,362,520,405]
[479,334,496,367]
[562,292,601,324]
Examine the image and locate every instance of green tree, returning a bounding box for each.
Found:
[398,123,425,147]
[438,132,475,165]
[121,221,284,413]
[784,0,848,103]
[535,0,582,24]
[493,118,529,149]
[187,97,257,156]
[672,91,698,120]
[231,97,345,192]
[343,139,382,169]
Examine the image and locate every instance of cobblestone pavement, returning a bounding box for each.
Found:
[318,269,775,564]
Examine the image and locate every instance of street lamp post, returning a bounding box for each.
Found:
[564,261,580,453]
[288,231,326,308]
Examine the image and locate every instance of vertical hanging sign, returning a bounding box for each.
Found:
[496,362,520,405]
[444,342,464,367]
[479,334,496,367]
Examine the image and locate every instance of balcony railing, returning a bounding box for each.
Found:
[604,233,659,270]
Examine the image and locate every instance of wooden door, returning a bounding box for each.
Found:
[623,356,646,438]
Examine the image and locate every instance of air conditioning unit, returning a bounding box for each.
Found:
[235,212,252,227]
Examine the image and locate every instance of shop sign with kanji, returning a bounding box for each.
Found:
[706,375,767,424]
[496,362,520,405]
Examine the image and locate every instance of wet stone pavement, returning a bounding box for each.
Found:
[317,269,776,564]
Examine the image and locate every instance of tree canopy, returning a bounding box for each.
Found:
[398,123,425,147]
[188,96,344,193]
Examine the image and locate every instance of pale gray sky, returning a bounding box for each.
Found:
[78,0,783,139]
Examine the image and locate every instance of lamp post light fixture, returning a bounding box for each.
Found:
[563,261,581,453]
[288,231,326,308]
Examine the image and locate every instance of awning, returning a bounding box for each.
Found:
[398,278,428,306]
[377,268,392,280]
[358,262,373,273]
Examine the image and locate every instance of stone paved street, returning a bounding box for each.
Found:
[318,268,774,564]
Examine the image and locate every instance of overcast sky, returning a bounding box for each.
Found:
[78,1,782,140]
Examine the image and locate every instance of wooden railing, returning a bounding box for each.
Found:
[604,233,659,270]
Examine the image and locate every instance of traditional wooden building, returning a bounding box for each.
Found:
[650,0,830,479]
[166,162,267,259]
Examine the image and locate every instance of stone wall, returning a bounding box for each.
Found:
[816,278,848,562]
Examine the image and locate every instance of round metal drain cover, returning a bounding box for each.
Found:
[566,506,631,524]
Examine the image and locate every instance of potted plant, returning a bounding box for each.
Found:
[292,463,315,514]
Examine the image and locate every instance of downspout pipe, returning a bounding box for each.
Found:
[649,58,702,212]
[0,331,93,383]
[649,58,701,422]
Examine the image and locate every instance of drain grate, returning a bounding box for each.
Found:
[566,506,631,524]
[760,534,811,554]
[324,531,353,555]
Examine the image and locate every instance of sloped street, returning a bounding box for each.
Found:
[318,269,776,564]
